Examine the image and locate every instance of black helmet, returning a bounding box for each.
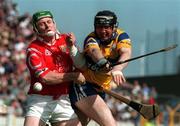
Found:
[94,10,117,27]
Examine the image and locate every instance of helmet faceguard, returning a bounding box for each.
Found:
[94,10,118,45]
[94,10,118,28]
[32,10,55,35]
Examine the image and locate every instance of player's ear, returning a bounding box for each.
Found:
[53,20,56,25]
[113,27,117,31]
[53,20,57,29]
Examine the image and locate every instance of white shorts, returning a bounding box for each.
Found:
[25,94,77,123]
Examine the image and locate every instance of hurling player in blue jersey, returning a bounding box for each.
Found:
[67,10,132,126]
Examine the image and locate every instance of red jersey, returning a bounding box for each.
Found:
[26,34,73,96]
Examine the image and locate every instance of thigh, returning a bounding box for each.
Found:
[25,95,53,124]
[69,83,116,126]
[69,82,106,125]
[74,108,90,126]
[51,118,81,126]
[75,95,116,126]
[49,95,78,123]
[69,82,105,109]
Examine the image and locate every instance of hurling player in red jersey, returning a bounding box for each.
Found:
[24,10,85,126]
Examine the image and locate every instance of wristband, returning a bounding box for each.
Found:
[69,45,78,56]
[69,45,86,68]
[88,58,109,71]
[96,58,108,67]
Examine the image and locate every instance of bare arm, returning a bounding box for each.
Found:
[111,47,132,86]
[41,71,85,85]
[66,32,86,70]
[86,47,104,62]
[113,47,132,71]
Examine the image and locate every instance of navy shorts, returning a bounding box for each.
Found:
[69,82,105,109]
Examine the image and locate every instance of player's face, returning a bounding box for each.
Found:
[95,25,113,41]
[36,17,56,35]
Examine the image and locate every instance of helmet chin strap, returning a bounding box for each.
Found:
[95,29,116,46]
[44,31,56,36]
[37,30,56,37]
[100,38,112,45]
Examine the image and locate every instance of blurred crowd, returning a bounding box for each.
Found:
[0,0,34,116]
[0,0,179,126]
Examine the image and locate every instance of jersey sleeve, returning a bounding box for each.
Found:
[116,32,132,50]
[26,46,49,79]
[84,35,100,52]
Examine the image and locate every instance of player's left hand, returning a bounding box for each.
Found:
[66,32,76,47]
[111,70,126,86]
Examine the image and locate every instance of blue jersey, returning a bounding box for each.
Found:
[84,28,131,65]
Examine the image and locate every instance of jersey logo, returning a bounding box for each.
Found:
[45,49,52,56]
[59,45,67,53]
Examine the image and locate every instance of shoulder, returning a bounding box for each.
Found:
[85,32,96,40]
[59,33,68,38]
[115,28,130,41]
[84,32,99,44]
[116,28,125,34]
[28,39,41,47]
[56,33,68,44]
[115,28,132,49]
[26,40,43,55]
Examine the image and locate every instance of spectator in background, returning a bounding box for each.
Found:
[166,103,180,126]
[149,86,158,105]
[142,82,150,103]
[132,80,141,96]
[0,1,33,116]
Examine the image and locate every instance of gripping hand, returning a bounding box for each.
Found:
[66,32,76,47]
[89,58,112,72]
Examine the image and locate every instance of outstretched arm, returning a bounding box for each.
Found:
[113,47,132,71]
[86,46,111,72]
[42,71,85,85]
[111,46,132,86]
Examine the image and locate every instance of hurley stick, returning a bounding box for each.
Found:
[102,88,160,120]
[110,44,178,67]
